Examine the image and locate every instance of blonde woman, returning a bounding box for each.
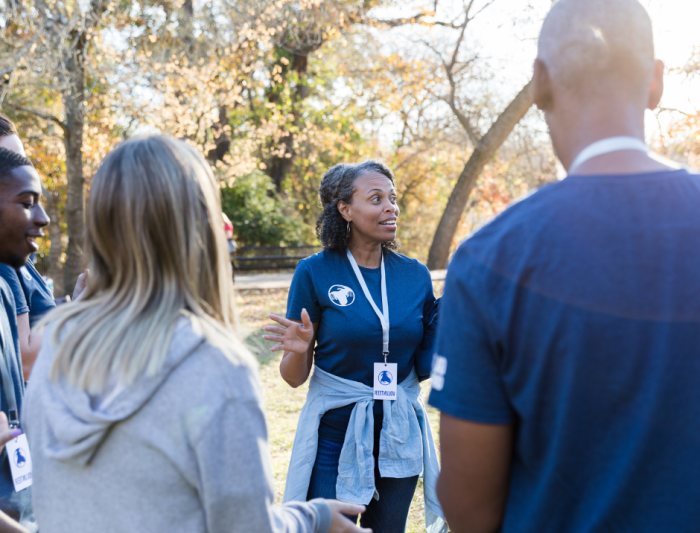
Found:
[22,136,369,533]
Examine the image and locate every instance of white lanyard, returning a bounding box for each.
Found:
[569,136,649,174]
[346,249,390,363]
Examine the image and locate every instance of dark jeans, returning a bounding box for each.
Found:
[306,436,419,533]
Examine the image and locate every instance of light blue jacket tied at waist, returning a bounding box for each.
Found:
[283,366,447,533]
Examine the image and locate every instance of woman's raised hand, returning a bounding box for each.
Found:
[264,308,314,355]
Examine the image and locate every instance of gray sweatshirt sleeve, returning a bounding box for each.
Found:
[193,394,331,533]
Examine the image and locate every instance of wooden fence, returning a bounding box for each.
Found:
[233,244,322,271]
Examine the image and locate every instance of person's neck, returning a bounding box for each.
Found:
[551,98,673,175]
[554,99,645,168]
[348,237,382,269]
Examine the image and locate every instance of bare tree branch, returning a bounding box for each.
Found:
[0,32,41,106]
[448,9,470,72]
[444,96,481,147]
[439,13,481,146]
[427,79,534,269]
[3,102,67,131]
[469,0,498,20]
[658,107,691,117]
[364,0,465,29]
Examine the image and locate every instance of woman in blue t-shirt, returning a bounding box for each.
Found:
[264,161,443,533]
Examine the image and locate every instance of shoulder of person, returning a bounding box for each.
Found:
[170,324,262,405]
[0,264,19,284]
[386,250,431,277]
[292,249,345,284]
[0,277,15,308]
[296,249,343,269]
[455,181,571,262]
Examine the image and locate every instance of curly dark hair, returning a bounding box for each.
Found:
[316,160,400,252]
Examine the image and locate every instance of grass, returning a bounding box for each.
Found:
[236,282,444,533]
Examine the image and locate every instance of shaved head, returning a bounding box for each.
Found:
[538,0,655,99]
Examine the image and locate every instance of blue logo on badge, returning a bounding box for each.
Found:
[14,448,26,469]
[378,370,393,386]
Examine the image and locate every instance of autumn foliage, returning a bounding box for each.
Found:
[1,1,556,292]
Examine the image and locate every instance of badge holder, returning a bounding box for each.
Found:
[0,351,32,492]
[374,347,397,400]
[6,435,32,492]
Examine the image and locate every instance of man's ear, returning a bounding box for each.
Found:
[533,59,554,112]
[647,59,664,110]
[337,201,351,222]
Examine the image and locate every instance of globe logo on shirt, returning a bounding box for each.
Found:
[14,448,26,469]
[328,285,355,307]
[378,370,393,386]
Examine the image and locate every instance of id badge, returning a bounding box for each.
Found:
[373,362,398,400]
[6,434,32,492]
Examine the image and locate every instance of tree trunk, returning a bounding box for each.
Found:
[426,80,535,270]
[207,104,231,162]
[42,186,65,298]
[267,52,309,193]
[268,135,295,192]
[61,45,86,294]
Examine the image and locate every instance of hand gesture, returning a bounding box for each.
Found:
[72,269,89,302]
[327,501,372,533]
[263,309,314,355]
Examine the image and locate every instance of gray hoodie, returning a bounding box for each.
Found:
[22,319,331,533]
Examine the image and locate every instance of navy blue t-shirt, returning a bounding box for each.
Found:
[0,260,55,328]
[429,169,700,532]
[287,249,435,441]
[0,279,34,530]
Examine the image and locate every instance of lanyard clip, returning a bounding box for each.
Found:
[8,410,18,429]
[383,351,389,365]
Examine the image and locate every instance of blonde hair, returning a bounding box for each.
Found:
[46,135,252,393]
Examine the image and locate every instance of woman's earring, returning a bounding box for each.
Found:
[347,221,351,237]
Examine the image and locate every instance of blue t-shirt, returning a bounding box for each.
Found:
[0,261,55,328]
[0,279,34,530]
[429,169,700,532]
[287,249,436,441]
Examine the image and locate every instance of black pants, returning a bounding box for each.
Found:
[306,435,419,533]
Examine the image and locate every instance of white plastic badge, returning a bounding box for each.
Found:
[6,434,32,492]
[374,363,398,401]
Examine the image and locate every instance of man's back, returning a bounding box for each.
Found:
[430,169,700,532]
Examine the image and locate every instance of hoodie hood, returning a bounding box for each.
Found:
[27,318,205,466]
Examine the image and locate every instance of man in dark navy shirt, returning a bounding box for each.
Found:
[429,1,700,533]
[0,261,56,379]
[0,147,49,533]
